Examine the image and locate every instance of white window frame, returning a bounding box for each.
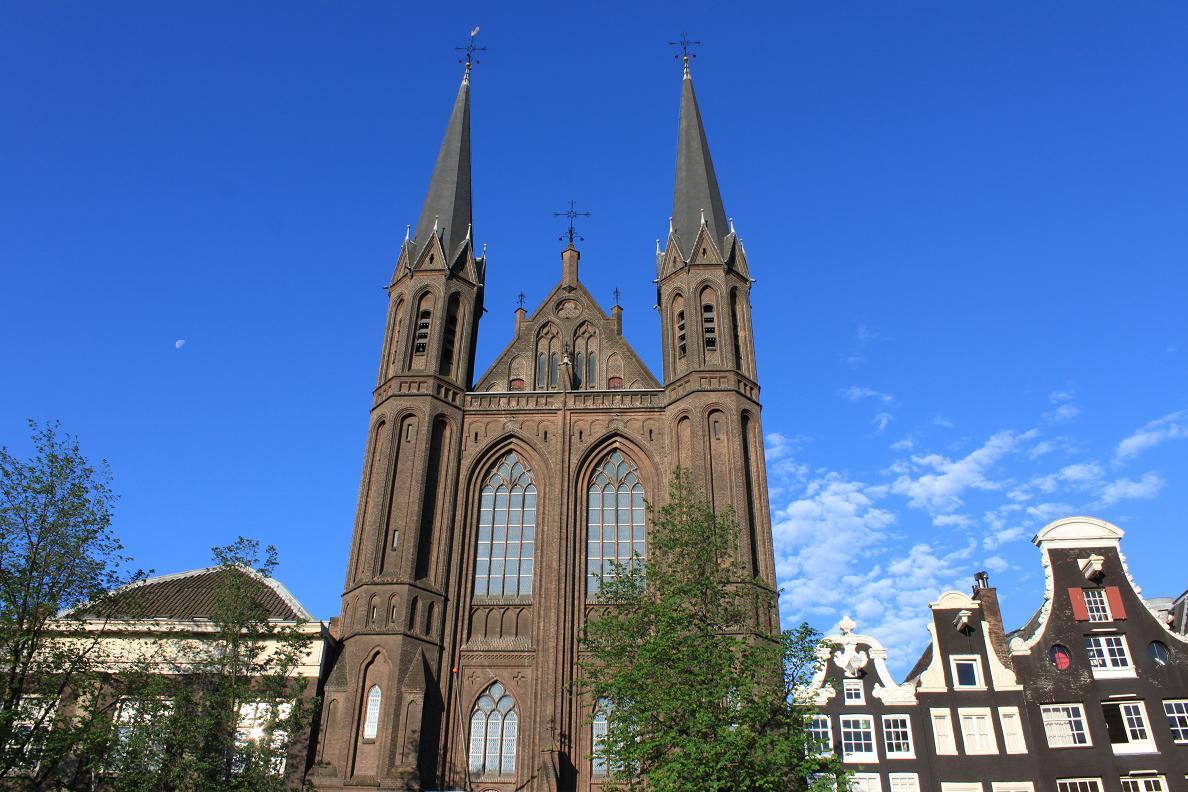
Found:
[809,713,833,756]
[1084,634,1135,679]
[949,654,986,690]
[997,706,1027,754]
[839,714,877,763]
[362,685,382,740]
[991,785,1036,792]
[888,774,921,792]
[1163,699,1188,743]
[1103,700,1155,755]
[930,707,958,755]
[958,707,999,755]
[1121,777,1167,792]
[843,678,865,705]
[1041,703,1092,748]
[1083,588,1112,621]
[233,700,291,775]
[881,713,914,758]
[850,773,883,792]
[1056,780,1104,792]
[941,784,984,792]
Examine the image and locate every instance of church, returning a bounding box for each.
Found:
[306,47,777,791]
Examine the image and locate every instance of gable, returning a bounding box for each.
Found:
[474,278,659,392]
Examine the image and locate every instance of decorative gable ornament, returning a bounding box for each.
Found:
[832,616,871,677]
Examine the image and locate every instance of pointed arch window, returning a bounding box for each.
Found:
[468,682,517,777]
[729,288,744,365]
[410,292,435,364]
[474,453,536,597]
[672,294,687,359]
[586,451,646,594]
[702,302,717,350]
[438,293,461,375]
[362,685,381,741]
[574,324,598,389]
[536,325,560,390]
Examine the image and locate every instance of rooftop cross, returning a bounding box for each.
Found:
[516,291,526,310]
[456,26,486,78]
[613,287,621,306]
[553,200,591,247]
[668,32,701,73]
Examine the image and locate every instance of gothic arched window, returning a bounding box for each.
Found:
[536,324,560,390]
[474,453,537,597]
[672,294,687,359]
[438,293,461,375]
[362,685,381,740]
[701,297,717,351]
[468,682,517,777]
[574,324,598,389]
[586,451,646,594]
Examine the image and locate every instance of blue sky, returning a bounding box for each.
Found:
[2,3,1186,674]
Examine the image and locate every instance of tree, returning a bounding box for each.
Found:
[578,470,846,792]
[100,537,318,791]
[0,420,144,784]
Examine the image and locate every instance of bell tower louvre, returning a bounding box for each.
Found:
[309,43,777,792]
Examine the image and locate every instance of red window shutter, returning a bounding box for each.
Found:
[1105,586,1127,620]
[1069,588,1089,621]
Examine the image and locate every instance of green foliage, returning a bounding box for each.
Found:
[578,469,846,792]
[100,538,317,791]
[0,420,144,783]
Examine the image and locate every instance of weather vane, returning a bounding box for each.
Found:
[456,26,486,77]
[669,32,701,68]
[553,200,591,246]
[613,287,621,305]
[517,291,526,310]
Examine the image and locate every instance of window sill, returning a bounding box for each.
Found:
[843,753,878,764]
[953,685,989,692]
[1090,666,1136,679]
[885,752,915,760]
[1111,741,1156,755]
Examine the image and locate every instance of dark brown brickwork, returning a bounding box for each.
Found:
[307,63,777,791]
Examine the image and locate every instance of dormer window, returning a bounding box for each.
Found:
[843,678,864,705]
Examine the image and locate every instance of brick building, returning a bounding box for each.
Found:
[306,51,777,791]
[809,516,1188,792]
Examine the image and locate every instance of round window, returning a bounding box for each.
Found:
[1149,640,1170,665]
[1049,644,1072,670]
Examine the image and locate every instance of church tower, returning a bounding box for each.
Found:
[312,60,483,789]
[657,53,776,591]
[311,46,777,792]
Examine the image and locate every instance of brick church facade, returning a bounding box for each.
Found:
[307,53,777,791]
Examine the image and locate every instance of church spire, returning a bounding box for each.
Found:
[411,67,472,262]
[671,59,728,258]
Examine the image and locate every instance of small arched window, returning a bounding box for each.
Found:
[672,295,687,359]
[438,294,461,375]
[468,682,517,777]
[536,325,560,389]
[575,352,585,388]
[388,299,405,376]
[729,288,744,365]
[587,451,646,594]
[574,324,598,389]
[592,699,611,776]
[414,310,431,354]
[702,302,717,350]
[549,353,559,387]
[362,685,382,740]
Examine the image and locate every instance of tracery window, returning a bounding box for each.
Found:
[468,682,517,777]
[536,325,560,389]
[574,324,597,388]
[586,451,645,594]
[474,453,536,597]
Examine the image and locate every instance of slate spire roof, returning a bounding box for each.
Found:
[671,60,729,258]
[411,68,472,262]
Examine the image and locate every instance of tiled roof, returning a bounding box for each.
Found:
[79,566,312,622]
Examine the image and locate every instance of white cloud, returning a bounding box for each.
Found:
[890,437,915,451]
[873,412,894,434]
[1045,403,1080,422]
[1027,440,1056,459]
[983,526,1025,549]
[174,339,186,349]
[856,323,882,344]
[933,514,972,528]
[1097,472,1165,506]
[931,414,954,429]
[842,386,897,406]
[983,555,1009,572]
[889,429,1035,514]
[1115,409,1188,462]
[846,353,867,368]
[1049,390,1075,403]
